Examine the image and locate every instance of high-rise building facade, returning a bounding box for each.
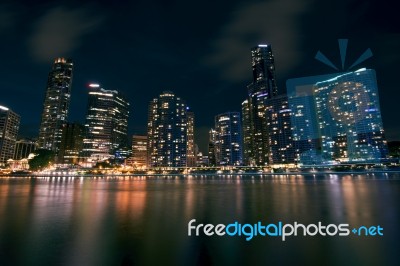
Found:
[249,45,278,97]
[208,128,217,166]
[314,68,388,162]
[186,111,196,167]
[214,112,243,166]
[0,105,20,166]
[286,72,342,165]
[288,95,321,164]
[147,91,187,167]
[241,99,252,165]
[13,139,37,160]
[129,135,147,168]
[242,44,278,165]
[265,95,296,165]
[38,58,73,152]
[58,123,85,164]
[83,84,129,162]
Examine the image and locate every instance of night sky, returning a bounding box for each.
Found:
[0,0,399,152]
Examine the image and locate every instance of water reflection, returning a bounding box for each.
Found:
[0,174,399,265]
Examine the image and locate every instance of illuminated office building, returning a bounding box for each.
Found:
[38,58,73,152]
[0,105,20,166]
[288,95,321,164]
[83,84,129,162]
[129,135,147,168]
[314,68,388,162]
[208,128,217,166]
[214,112,243,166]
[186,111,196,167]
[265,95,295,164]
[286,72,343,165]
[58,123,85,164]
[241,99,252,165]
[242,44,278,165]
[147,91,187,167]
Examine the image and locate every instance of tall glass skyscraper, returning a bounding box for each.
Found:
[129,135,147,168]
[265,95,295,165]
[314,68,388,162]
[147,91,188,167]
[249,45,278,97]
[241,99,252,165]
[208,129,217,166]
[242,44,278,165]
[38,58,73,152]
[82,84,129,162]
[286,73,342,165]
[186,111,196,167]
[58,123,85,164]
[0,105,20,166]
[289,95,321,164]
[214,112,243,166]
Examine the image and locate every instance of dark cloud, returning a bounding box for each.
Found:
[28,6,104,62]
[204,0,312,83]
[0,4,18,33]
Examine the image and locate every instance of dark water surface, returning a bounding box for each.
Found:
[0,173,399,266]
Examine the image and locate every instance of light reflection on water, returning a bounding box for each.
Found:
[0,173,399,266]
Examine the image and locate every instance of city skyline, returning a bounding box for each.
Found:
[0,0,399,154]
[0,44,394,158]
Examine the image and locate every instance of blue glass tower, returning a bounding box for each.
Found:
[314,68,388,162]
[147,91,188,167]
[215,112,243,166]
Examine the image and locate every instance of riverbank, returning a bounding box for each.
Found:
[1,169,400,178]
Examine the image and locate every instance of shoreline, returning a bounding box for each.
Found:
[1,170,400,178]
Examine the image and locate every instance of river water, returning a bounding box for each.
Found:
[0,173,399,266]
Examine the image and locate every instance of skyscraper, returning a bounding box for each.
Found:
[214,112,243,166]
[242,44,278,165]
[58,123,85,164]
[286,72,342,165]
[289,95,321,165]
[38,58,73,152]
[249,45,278,97]
[83,84,129,162]
[314,68,388,162]
[265,95,295,165]
[186,111,196,167]
[208,128,217,166]
[0,105,20,166]
[241,99,252,165]
[129,135,147,168]
[147,91,188,167]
